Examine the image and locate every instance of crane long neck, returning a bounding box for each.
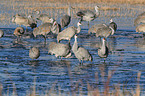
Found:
[72,37,78,52]
[95,7,99,17]
[101,40,106,55]
[68,6,71,16]
[77,24,81,33]
[109,26,115,35]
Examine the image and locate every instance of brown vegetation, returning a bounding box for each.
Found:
[15,0,145,4]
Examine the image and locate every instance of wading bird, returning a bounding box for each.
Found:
[60,5,73,28]
[29,47,40,60]
[12,14,37,31]
[134,12,145,26]
[109,19,117,32]
[76,6,99,28]
[136,24,145,35]
[95,21,116,38]
[88,19,117,35]
[72,35,92,64]
[57,21,81,43]
[35,10,55,24]
[98,38,109,62]
[88,23,107,34]
[33,21,58,45]
[48,42,71,59]
[0,30,4,38]
[13,27,25,41]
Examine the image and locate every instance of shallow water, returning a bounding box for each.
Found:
[0,25,145,95]
[0,1,145,96]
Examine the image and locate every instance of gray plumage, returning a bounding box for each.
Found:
[134,12,145,26]
[36,11,54,24]
[57,22,81,42]
[88,23,107,34]
[134,17,145,26]
[72,35,93,64]
[60,6,72,28]
[27,15,37,29]
[51,21,61,34]
[89,19,117,35]
[29,47,40,60]
[61,15,71,28]
[33,21,57,38]
[0,30,4,38]
[96,22,115,38]
[48,42,71,58]
[33,22,55,45]
[14,27,25,38]
[76,6,99,28]
[109,19,117,32]
[98,38,109,59]
[12,14,37,29]
[136,24,145,33]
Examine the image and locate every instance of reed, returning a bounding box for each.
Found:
[0,71,142,96]
[14,0,145,4]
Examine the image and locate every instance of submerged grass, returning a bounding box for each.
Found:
[0,72,142,96]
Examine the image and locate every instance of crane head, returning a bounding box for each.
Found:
[103,38,106,41]
[110,19,113,23]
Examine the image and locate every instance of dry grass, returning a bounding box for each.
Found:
[0,0,143,27]
[14,0,145,4]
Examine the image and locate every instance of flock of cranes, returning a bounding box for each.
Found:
[0,5,145,64]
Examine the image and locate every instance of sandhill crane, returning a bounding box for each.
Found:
[72,35,93,64]
[27,15,37,29]
[57,21,81,43]
[29,47,40,60]
[98,38,109,62]
[12,14,37,31]
[48,42,71,59]
[109,19,117,32]
[0,30,4,38]
[134,12,145,26]
[35,11,54,24]
[96,26,115,38]
[33,21,59,45]
[13,27,25,41]
[95,20,116,38]
[88,19,117,35]
[76,6,99,28]
[60,5,73,28]
[51,22,61,34]
[88,23,107,34]
[136,24,145,34]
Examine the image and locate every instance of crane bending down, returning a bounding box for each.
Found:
[29,47,40,60]
[72,35,93,64]
[48,42,71,59]
[13,27,25,41]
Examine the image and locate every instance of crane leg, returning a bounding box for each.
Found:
[25,26,28,32]
[43,36,47,47]
[88,21,90,29]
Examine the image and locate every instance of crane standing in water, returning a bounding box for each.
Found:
[72,35,93,64]
[98,38,109,62]
[76,6,100,28]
